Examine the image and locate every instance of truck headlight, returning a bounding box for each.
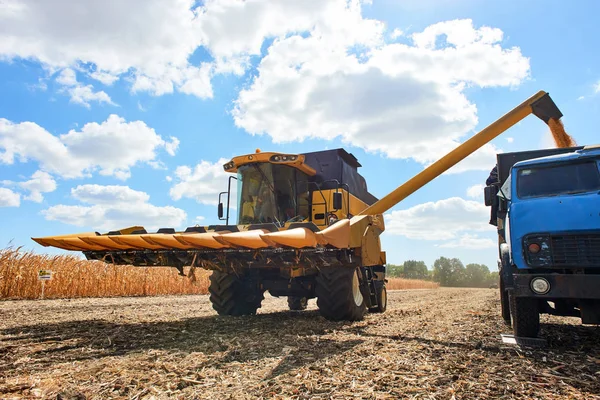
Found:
[523,235,552,266]
[530,277,550,294]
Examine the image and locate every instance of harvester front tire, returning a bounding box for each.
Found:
[316,267,367,321]
[287,296,308,311]
[209,271,264,316]
[510,295,540,338]
[369,283,387,313]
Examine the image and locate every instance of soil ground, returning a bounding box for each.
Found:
[1,288,599,399]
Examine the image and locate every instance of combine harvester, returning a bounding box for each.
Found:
[33,91,563,321]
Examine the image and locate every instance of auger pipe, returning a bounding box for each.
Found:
[359,90,562,216]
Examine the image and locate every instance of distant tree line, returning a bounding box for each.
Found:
[386,257,498,288]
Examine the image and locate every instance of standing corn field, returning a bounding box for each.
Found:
[0,247,210,300]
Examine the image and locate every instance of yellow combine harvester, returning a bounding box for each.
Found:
[33,91,563,321]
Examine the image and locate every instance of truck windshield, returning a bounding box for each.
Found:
[237,164,309,225]
[517,161,600,199]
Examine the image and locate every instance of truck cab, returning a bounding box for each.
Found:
[487,145,600,337]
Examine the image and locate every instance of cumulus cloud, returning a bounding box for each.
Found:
[0,188,20,207]
[439,233,496,249]
[19,171,57,202]
[466,184,485,200]
[1,1,528,172]
[384,197,495,249]
[2,170,57,203]
[0,0,387,100]
[233,18,527,171]
[0,115,178,179]
[55,68,115,108]
[169,158,233,205]
[42,184,186,231]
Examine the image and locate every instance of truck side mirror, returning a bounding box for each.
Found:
[484,185,497,207]
[218,202,224,219]
[332,192,343,210]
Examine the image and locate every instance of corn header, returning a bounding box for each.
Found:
[33,91,564,321]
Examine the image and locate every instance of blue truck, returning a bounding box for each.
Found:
[486,145,600,337]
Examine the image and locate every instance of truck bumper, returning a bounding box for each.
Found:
[512,273,600,299]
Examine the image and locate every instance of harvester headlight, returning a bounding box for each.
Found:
[530,277,550,294]
[273,156,281,161]
[282,156,288,161]
[289,155,297,161]
[223,161,235,170]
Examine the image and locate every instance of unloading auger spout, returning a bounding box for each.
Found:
[32,90,564,321]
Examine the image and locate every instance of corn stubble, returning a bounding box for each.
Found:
[0,247,209,300]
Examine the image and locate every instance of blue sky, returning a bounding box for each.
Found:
[1,0,599,270]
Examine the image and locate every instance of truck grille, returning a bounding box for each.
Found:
[551,234,600,267]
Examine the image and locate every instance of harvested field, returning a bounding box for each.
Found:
[1,289,599,399]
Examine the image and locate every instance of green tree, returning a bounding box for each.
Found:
[433,257,465,287]
[464,263,490,287]
[386,263,404,277]
[402,260,429,279]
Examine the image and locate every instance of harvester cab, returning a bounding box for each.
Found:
[33,90,564,322]
[219,149,377,228]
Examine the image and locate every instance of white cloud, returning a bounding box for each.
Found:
[42,184,186,231]
[71,184,149,205]
[164,137,180,157]
[439,233,496,249]
[55,68,115,108]
[390,28,404,39]
[2,170,57,202]
[385,197,494,246]
[170,158,233,205]
[0,188,20,207]
[233,18,528,172]
[506,137,514,143]
[0,0,386,100]
[19,171,57,202]
[466,184,485,200]
[89,70,120,86]
[0,115,178,179]
[594,81,600,93]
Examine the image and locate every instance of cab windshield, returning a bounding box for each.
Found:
[237,164,309,225]
[517,161,600,199]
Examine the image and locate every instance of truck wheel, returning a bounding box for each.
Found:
[287,296,308,311]
[209,271,264,316]
[316,267,367,321]
[369,283,387,313]
[510,294,540,338]
[500,277,511,325]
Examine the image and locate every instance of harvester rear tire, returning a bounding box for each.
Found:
[287,296,308,311]
[316,267,367,321]
[510,294,540,338]
[209,271,264,316]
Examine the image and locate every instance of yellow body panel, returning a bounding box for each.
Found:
[311,189,369,228]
